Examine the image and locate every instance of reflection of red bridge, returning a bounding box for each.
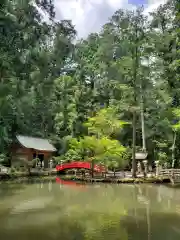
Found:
[56,177,86,190]
[56,161,106,172]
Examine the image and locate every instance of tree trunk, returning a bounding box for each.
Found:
[28,167,31,176]
[132,110,137,178]
[113,168,116,177]
[172,131,177,168]
[132,20,139,178]
[140,85,146,152]
[91,159,94,178]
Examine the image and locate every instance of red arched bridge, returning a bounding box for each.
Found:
[56,161,106,173]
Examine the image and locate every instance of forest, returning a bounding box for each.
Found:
[0,0,180,175]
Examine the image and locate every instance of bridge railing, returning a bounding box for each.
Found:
[159,169,180,178]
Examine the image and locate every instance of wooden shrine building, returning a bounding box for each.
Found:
[11,135,56,168]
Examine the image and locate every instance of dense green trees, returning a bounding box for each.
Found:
[61,108,128,175]
[0,0,76,150]
[0,0,179,173]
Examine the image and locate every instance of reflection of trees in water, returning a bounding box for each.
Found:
[1,209,180,240]
[126,185,180,240]
[0,183,25,198]
[0,211,129,240]
[121,210,180,240]
[1,183,180,239]
[135,184,180,212]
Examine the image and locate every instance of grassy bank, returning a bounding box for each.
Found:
[0,175,57,184]
[0,171,57,183]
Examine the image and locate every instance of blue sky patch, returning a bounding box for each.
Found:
[128,0,148,5]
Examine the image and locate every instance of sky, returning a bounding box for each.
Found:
[54,0,167,38]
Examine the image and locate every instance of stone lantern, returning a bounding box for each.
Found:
[132,152,148,177]
[49,159,53,169]
[143,160,148,177]
[155,160,160,176]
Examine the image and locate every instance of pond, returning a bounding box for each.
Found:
[0,179,180,240]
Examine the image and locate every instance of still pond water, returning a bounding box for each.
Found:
[0,179,180,240]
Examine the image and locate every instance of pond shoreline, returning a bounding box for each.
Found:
[58,175,170,184]
[0,172,171,184]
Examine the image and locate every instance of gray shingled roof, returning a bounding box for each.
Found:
[16,135,56,152]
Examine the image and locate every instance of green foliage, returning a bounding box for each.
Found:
[94,137,126,163]
[157,152,168,165]
[64,149,82,161]
[53,76,77,137]
[64,135,126,168]
[84,107,128,137]
[0,0,179,170]
[20,158,38,175]
[62,107,127,166]
[0,154,7,165]
[0,0,76,151]
[53,156,64,164]
[172,108,180,131]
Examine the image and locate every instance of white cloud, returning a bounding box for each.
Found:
[144,0,167,16]
[54,0,168,38]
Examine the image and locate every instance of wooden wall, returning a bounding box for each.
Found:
[11,143,53,168]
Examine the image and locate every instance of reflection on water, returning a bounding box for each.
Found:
[0,180,180,240]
